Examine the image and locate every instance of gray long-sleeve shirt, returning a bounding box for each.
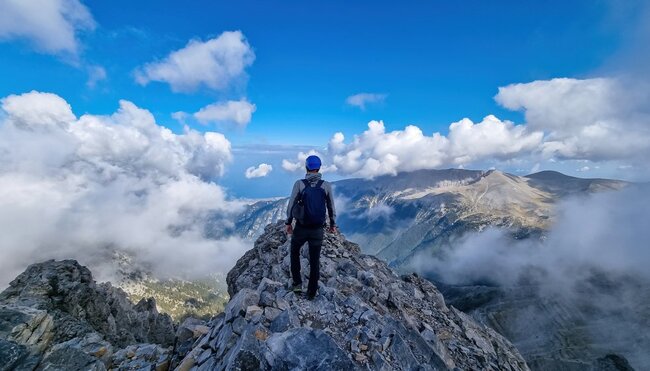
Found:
[285,172,336,226]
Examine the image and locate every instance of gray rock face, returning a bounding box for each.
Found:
[178,221,530,370]
[0,260,175,347]
[0,224,531,370]
[267,328,357,370]
[0,259,177,370]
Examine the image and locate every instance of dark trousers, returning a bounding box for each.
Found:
[290,224,324,295]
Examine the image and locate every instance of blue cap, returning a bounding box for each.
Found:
[305,155,322,171]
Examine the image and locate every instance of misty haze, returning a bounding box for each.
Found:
[1,1,649,370]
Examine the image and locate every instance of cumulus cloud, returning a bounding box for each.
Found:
[0,0,95,56]
[325,117,542,178]
[346,93,387,110]
[495,77,650,161]
[134,31,255,93]
[194,99,256,127]
[0,91,248,287]
[245,163,273,178]
[286,77,650,178]
[281,150,338,173]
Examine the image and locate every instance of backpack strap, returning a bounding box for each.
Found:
[315,180,324,188]
[301,179,310,188]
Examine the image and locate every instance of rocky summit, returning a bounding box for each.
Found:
[0,259,176,371]
[0,223,530,370]
[175,221,529,370]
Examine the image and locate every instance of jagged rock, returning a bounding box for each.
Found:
[181,221,530,370]
[267,328,357,370]
[225,289,260,322]
[110,343,172,371]
[48,332,113,363]
[0,338,32,371]
[0,224,532,370]
[0,260,176,370]
[175,317,206,344]
[0,305,54,353]
[38,347,107,371]
[0,260,174,347]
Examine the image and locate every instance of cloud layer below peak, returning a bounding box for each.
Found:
[0,91,247,287]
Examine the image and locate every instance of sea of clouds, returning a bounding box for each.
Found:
[0,91,249,287]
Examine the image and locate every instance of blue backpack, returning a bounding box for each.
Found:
[292,179,327,227]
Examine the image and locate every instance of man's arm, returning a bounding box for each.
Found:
[324,182,337,227]
[286,180,301,225]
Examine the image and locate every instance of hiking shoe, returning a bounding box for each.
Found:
[306,291,317,300]
[291,283,302,294]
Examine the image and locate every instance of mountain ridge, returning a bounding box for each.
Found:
[235,168,627,264]
[0,223,531,370]
[175,221,530,370]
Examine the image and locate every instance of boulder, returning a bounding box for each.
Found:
[267,328,357,370]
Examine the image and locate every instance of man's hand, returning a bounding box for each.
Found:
[328,225,338,234]
[286,224,293,235]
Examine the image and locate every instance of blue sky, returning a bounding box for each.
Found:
[1,0,648,197]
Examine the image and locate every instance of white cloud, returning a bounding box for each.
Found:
[357,203,395,222]
[324,117,542,178]
[285,77,650,179]
[0,91,248,287]
[171,111,189,125]
[135,31,255,93]
[1,90,76,128]
[346,93,387,110]
[281,159,303,172]
[245,163,273,178]
[0,0,95,56]
[495,77,650,161]
[194,99,256,127]
[281,150,338,173]
[86,65,107,88]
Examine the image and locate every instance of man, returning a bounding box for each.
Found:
[285,155,337,300]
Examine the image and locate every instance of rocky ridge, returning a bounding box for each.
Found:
[2,222,633,370]
[175,221,529,370]
[0,259,176,370]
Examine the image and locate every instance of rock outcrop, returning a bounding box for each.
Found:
[1,224,532,370]
[176,222,529,370]
[0,259,176,370]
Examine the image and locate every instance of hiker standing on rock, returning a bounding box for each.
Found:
[285,155,337,300]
